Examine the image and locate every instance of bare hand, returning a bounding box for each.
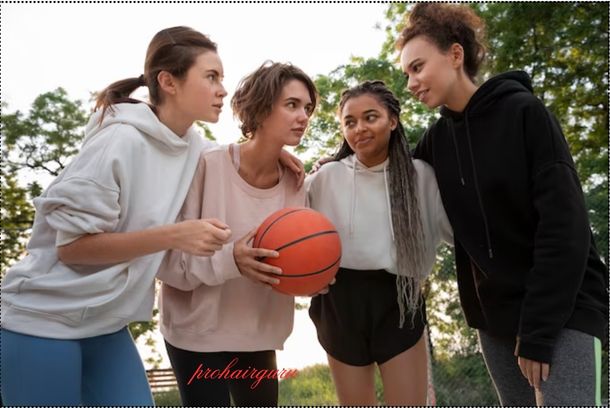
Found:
[171,218,231,256]
[310,156,334,174]
[234,228,283,285]
[517,356,550,390]
[279,149,305,188]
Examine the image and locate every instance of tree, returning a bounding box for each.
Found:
[473,2,609,260]
[0,166,35,273]
[1,88,89,276]
[2,88,88,177]
[1,89,89,274]
[376,4,608,258]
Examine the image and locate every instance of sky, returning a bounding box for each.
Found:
[2,3,393,370]
[2,3,390,146]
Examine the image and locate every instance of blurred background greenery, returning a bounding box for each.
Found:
[3,3,607,406]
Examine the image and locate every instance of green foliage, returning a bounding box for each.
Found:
[1,89,88,273]
[425,245,478,358]
[129,299,163,367]
[473,2,609,260]
[278,364,338,405]
[586,183,609,262]
[379,3,409,61]
[2,88,88,177]
[195,121,217,141]
[153,388,181,406]
[432,353,498,405]
[0,166,35,275]
[277,363,385,406]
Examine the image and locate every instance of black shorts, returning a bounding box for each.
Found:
[309,267,426,366]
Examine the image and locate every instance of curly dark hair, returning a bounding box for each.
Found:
[396,3,487,81]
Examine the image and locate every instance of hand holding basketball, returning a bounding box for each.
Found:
[233,228,283,285]
[254,207,341,296]
[172,218,232,256]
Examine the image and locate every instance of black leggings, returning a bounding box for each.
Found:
[165,341,278,406]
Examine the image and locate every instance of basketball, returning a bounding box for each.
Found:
[253,207,341,296]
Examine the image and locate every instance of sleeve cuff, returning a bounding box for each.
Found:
[56,230,84,247]
[210,242,242,283]
[514,337,554,364]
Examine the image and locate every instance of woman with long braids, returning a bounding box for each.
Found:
[306,80,452,405]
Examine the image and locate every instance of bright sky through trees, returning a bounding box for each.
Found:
[2,3,388,145]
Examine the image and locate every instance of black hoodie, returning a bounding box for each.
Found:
[414,71,608,363]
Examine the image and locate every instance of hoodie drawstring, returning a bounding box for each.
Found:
[464,115,494,259]
[349,159,393,241]
[448,120,466,186]
[349,162,356,237]
[383,165,395,242]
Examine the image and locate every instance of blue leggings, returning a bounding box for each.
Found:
[1,327,154,405]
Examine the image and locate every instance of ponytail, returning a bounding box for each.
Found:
[94,75,148,120]
[93,26,217,123]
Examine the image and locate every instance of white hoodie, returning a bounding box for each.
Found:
[1,103,214,339]
[306,155,452,277]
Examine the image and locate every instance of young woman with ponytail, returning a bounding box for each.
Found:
[0,25,268,405]
[306,80,452,405]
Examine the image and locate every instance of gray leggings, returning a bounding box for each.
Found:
[478,328,602,406]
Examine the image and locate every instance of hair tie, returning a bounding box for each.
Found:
[138,74,146,87]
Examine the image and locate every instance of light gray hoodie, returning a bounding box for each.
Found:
[306,155,452,277]
[1,103,214,339]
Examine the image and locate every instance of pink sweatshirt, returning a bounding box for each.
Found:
[157,144,305,352]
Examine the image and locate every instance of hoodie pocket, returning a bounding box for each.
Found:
[82,267,134,320]
[7,302,86,326]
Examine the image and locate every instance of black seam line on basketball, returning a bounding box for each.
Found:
[273,230,338,252]
[256,208,307,247]
[256,230,338,262]
[278,257,341,278]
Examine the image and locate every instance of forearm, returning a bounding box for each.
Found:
[158,241,241,290]
[517,164,590,361]
[57,224,177,265]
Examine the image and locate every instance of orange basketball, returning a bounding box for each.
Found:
[253,207,341,296]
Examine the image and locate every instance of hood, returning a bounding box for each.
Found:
[83,103,195,155]
[340,154,394,240]
[340,154,389,173]
[441,70,533,120]
[435,72,532,260]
